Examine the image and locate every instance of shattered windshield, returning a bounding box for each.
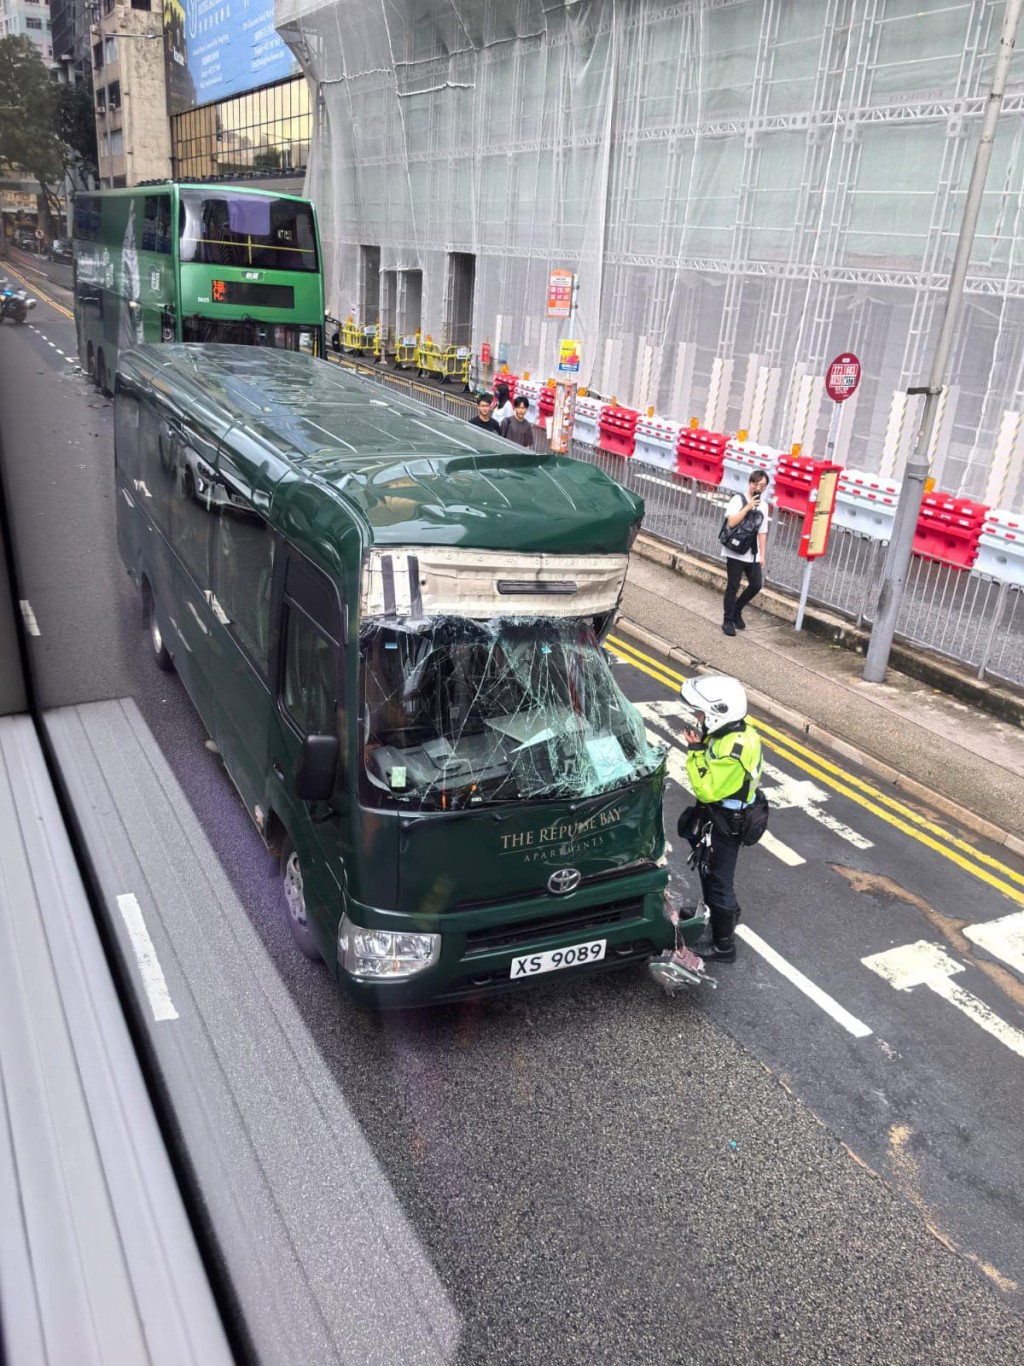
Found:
[361,617,663,810]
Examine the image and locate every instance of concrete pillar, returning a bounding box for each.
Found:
[669,341,697,421]
[786,373,825,454]
[747,365,782,444]
[926,384,959,492]
[704,356,734,432]
[984,409,1024,510]
[879,389,922,480]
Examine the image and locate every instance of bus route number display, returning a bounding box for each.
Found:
[211,280,295,309]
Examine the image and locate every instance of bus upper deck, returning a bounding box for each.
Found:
[73,184,324,394]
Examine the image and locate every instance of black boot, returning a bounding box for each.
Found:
[695,938,736,963]
[696,906,738,963]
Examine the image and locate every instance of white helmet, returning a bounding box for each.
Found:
[679,674,747,734]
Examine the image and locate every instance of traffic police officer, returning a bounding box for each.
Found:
[650,674,763,990]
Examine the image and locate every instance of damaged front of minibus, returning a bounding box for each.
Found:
[338,542,674,1005]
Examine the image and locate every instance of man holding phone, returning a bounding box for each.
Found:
[721,469,770,636]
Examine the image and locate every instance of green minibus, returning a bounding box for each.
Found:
[114,345,673,1006]
[75,185,324,395]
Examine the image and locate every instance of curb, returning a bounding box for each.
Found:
[615,614,1024,860]
[634,534,1024,730]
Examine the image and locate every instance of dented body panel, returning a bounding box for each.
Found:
[114,345,671,1004]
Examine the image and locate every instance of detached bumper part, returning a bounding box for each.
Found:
[338,916,441,980]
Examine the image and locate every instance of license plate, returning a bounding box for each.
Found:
[509,939,607,979]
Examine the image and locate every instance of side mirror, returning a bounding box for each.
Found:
[295,734,339,802]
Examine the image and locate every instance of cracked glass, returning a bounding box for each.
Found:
[361,616,662,810]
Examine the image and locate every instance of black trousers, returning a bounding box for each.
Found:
[723,557,763,623]
[680,809,742,916]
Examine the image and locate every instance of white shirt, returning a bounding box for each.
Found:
[492,399,515,427]
[722,492,770,564]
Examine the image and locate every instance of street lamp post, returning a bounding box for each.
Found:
[863,0,1024,684]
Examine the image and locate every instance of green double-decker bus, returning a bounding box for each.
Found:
[73,184,324,394]
[114,344,675,1007]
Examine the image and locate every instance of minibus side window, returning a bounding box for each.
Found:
[139,408,173,536]
[281,607,336,736]
[114,391,140,484]
[213,506,275,675]
[166,436,211,587]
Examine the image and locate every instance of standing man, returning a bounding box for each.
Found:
[499,395,535,448]
[721,468,770,636]
[468,393,502,432]
[649,674,763,991]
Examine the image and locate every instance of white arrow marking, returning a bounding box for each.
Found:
[963,910,1024,978]
[644,721,805,868]
[863,940,1024,1060]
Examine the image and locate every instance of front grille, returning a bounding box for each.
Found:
[464,896,646,954]
[450,860,657,914]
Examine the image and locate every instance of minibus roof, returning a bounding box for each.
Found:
[118,345,644,556]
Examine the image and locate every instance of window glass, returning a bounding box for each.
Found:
[114,390,140,484]
[282,608,336,736]
[178,191,318,272]
[214,506,274,671]
[142,195,171,254]
[165,434,210,586]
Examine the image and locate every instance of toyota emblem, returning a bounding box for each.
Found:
[547,867,582,895]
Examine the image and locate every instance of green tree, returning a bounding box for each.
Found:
[0,35,66,230]
[58,76,99,188]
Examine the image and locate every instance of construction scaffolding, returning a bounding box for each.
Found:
[277,0,1024,508]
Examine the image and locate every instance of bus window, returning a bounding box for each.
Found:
[142,195,172,255]
[213,507,275,673]
[178,191,318,273]
[166,434,211,587]
[114,389,140,484]
[282,608,336,737]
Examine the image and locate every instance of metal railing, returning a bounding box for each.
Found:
[331,357,1024,691]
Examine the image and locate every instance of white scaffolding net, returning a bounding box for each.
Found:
[277,0,1024,508]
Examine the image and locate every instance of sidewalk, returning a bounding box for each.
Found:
[622,537,1024,853]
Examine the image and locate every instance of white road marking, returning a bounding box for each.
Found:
[964,910,1024,978]
[116,893,179,1022]
[18,599,40,636]
[761,762,873,849]
[47,340,56,348]
[55,349,64,357]
[641,708,806,867]
[737,926,873,1037]
[863,940,1024,1060]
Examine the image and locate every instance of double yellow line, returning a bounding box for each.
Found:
[607,631,1024,907]
[2,261,74,321]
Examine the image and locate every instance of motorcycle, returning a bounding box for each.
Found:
[0,279,37,325]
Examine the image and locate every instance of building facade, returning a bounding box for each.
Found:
[278,0,1024,507]
[162,0,309,185]
[2,0,54,64]
[90,0,170,187]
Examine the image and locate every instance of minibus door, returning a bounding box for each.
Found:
[268,555,347,951]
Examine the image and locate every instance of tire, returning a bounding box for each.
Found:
[86,342,95,378]
[142,581,173,672]
[96,349,108,396]
[280,836,321,961]
[184,466,196,502]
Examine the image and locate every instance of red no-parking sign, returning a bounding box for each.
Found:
[825,352,861,403]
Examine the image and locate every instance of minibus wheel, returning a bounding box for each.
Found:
[142,580,173,672]
[96,349,108,396]
[86,342,95,378]
[280,836,321,961]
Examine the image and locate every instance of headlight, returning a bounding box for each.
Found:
[338,916,441,980]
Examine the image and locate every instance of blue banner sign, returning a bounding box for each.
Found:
[163,0,299,115]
